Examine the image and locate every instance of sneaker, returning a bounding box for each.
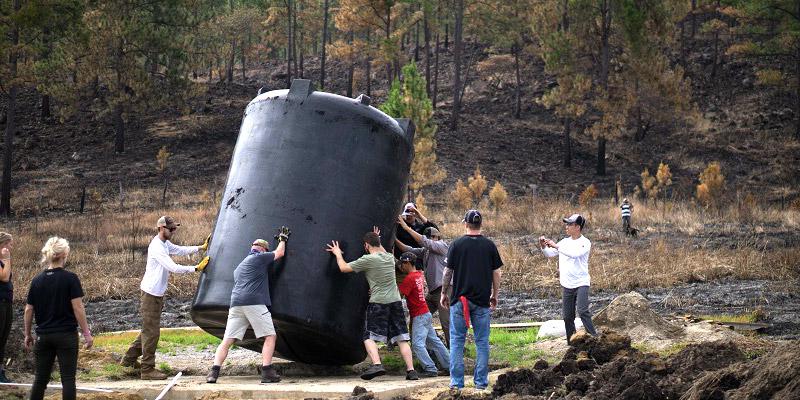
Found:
[140,368,168,380]
[475,386,487,391]
[206,366,220,383]
[360,364,386,380]
[119,357,141,369]
[261,365,281,383]
[406,370,419,380]
[420,370,439,378]
[438,369,450,376]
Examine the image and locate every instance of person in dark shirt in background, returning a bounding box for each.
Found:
[0,232,13,383]
[394,202,438,267]
[24,237,93,400]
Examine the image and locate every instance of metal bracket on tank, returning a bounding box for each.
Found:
[355,94,371,106]
[394,118,416,144]
[288,79,315,101]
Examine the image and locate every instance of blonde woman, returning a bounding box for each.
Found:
[23,237,93,400]
[0,232,12,383]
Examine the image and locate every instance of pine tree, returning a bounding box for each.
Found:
[380,62,445,195]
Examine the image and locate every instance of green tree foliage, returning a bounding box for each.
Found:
[725,0,800,139]
[380,62,445,194]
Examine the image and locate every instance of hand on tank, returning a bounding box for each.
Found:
[326,240,343,257]
[275,226,292,242]
[195,256,210,272]
[198,234,212,252]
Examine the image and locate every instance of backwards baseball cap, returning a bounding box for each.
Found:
[462,209,482,224]
[252,239,269,249]
[156,216,180,229]
[423,227,441,238]
[401,202,416,216]
[400,252,417,263]
[562,214,586,229]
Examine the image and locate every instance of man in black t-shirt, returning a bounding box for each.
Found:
[440,209,502,390]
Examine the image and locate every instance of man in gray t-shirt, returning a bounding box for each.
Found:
[206,227,290,384]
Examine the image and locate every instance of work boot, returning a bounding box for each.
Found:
[419,370,439,378]
[141,368,168,380]
[206,365,220,383]
[119,357,141,369]
[360,364,386,380]
[406,369,419,380]
[260,365,281,383]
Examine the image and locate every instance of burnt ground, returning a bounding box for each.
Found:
[0,22,799,218]
[432,332,800,400]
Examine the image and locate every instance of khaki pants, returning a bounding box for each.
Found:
[123,291,164,370]
[425,287,450,348]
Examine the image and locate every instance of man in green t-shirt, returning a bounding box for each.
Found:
[326,227,418,381]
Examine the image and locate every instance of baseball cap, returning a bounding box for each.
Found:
[252,239,269,249]
[401,202,416,216]
[562,214,586,229]
[462,209,482,224]
[156,216,180,229]
[423,227,441,238]
[400,252,417,263]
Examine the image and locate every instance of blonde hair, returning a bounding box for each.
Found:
[40,236,70,266]
[0,232,11,246]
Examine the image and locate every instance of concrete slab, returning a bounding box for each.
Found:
[84,375,453,400]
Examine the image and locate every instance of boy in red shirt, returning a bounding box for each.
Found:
[398,252,450,378]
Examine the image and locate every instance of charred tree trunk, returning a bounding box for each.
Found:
[513,43,522,119]
[320,0,329,89]
[414,9,420,62]
[286,0,293,88]
[433,32,440,108]
[0,0,19,216]
[596,137,606,176]
[451,0,464,131]
[41,25,53,120]
[227,39,236,83]
[366,30,372,96]
[563,118,572,168]
[424,9,431,96]
[347,31,354,97]
[596,0,611,176]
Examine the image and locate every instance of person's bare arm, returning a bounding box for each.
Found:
[23,304,34,351]
[440,267,454,309]
[273,241,286,260]
[71,298,93,349]
[490,269,502,310]
[395,238,411,253]
[0,248,10,282]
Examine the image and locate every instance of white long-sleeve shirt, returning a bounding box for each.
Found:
[542,235,591,289]
[140,236,199,297]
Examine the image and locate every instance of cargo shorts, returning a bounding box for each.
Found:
[223,305,276,340]
[363,301,410,344]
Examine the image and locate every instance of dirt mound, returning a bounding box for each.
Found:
[593,292,684,342]
[488,331,748,400]
[682,340,800,400]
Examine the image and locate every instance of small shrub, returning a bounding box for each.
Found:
[696,161,725,209]
[489,181,508,211]
[641,168,657,202]
[156,146,171,173]
[579,184,598,208]
[451,179,472,210]
[656,162,673,198]
[468,166,487,201]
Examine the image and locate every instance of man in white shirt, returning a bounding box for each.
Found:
[121,216,210,379]
[540,214,597,345]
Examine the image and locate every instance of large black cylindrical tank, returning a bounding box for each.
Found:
[191,80,415,365]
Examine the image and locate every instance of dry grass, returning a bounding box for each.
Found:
[3,192,799,303]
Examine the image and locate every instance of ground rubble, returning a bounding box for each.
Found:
[432,330,800,400]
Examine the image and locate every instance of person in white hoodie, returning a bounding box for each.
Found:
[540,214,597,344]
[121,216,210,379]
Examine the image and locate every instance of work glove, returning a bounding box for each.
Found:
[199,234,212,252]
[195,256,210,272]
[274,226,292,242]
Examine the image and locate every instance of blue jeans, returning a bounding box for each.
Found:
[449,301,490,389]
[411,312,450,373]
